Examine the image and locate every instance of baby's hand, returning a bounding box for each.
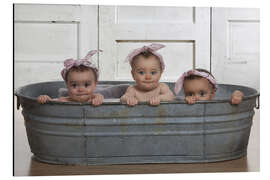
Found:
[91,93,104,106]
[185,96,196,104]
[37,95,52,104]
[149,96,161,106]
[231,90,244,105]
[126,96,138,106]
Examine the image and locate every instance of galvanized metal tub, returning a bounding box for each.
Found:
[15,81,259,165]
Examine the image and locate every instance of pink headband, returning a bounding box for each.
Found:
[61,50,102,81]
[125,43,166,71]
[174,69,218,95]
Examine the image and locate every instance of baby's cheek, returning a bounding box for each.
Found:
[69,88,77,94]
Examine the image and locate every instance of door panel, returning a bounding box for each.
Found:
[212,8,260,90]
[14,4,98,88]
[15,63,63,88]
[15,22,78,61]
[14,5,260,91]
[99,6,211,81]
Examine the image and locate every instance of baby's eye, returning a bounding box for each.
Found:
[151,71,157,75]
[71,83,77,88]
[199,91,206,97]
[186,92,193,97]
[84,82,91,87]
[138,71,144,75]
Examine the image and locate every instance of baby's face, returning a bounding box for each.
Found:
[183,78,215,101]
[131,56,162,91]
[66,70,97,102]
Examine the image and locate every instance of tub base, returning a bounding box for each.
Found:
[33,150,247,165]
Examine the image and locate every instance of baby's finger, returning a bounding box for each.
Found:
[40,97,45,104]
[37,97,42,104]
[150,98,160,106]
[231,97,242,105]
[131,99,138,106]
[37,96,47,104]
[92,98,101,106]
[186,98,195,104]
[93,101,101,106]
[91,99,98,106]
[128,98,137,106]
[127,99,133,106]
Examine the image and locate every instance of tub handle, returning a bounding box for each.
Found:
[16,96,20,110]
[255,94,260,109]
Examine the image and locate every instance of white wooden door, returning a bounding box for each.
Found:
[99,6,211,82]
[212,8,260,90]
[15,5,259,90]
[14,4,98,88]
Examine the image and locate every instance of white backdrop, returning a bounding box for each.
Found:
[14,4,260,91]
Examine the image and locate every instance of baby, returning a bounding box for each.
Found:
[37,50,104,106]
[120,44,175,106]
[174,69,244,104]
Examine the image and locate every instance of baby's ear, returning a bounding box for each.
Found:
[131,70,135,79]
[210,89,216,100]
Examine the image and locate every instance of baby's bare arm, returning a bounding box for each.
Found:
[120,86,138,106]
[37,95,60,104]
[53,96,68,102]
[159,83,176,101]
[149,83,175,106]
[120,86,135,102]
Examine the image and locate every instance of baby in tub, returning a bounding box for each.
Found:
[174,68,244,104]
[37,50,104,106]
[120,43,175,106]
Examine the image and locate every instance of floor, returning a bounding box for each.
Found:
[14,97,260,176]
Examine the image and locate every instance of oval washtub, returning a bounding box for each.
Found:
[15,81,259,165]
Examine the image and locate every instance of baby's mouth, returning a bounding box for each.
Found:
[143,81,154,83]
[76,94,88,96]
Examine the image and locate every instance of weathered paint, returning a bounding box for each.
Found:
[15,81,259,165]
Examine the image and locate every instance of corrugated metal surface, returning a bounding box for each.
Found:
[15,81,259,165]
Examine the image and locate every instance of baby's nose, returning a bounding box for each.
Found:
[145,73,152,79]
[78,86,85,91]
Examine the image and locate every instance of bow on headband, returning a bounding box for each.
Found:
[125,43,166,71]
[174,69,218,95]
[61,50,102,81]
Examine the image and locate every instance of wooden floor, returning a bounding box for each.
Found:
[14,97,260,176]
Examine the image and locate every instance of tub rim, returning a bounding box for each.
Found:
[14,80,260,106]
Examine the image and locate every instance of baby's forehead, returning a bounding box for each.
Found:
[132,56,162,68]
[67,69,96,80]
[184,77,212,88]
[68,68,94,76]
[135,55,159,61]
